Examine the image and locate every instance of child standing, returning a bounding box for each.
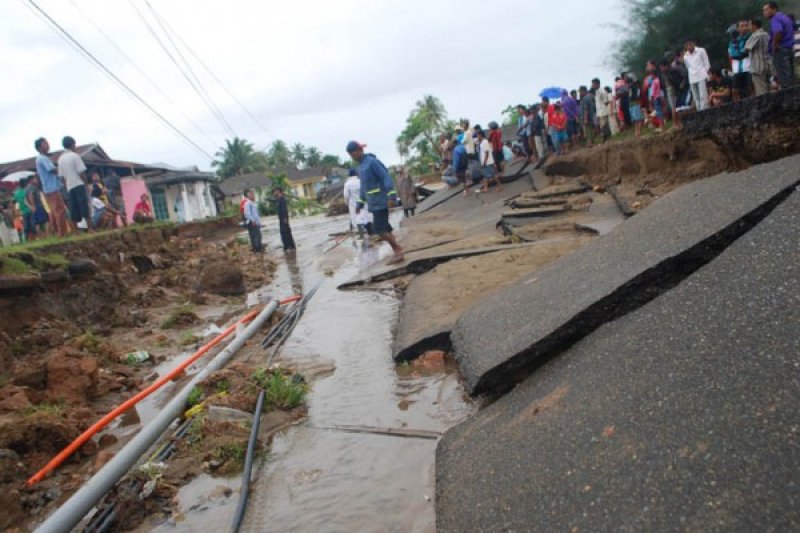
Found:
[477,129,503,193]
[550,103,568,155]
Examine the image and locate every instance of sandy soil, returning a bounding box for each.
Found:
[394,238,592,360]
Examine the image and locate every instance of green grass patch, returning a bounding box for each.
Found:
[0,257,33,275]
[187,386,204,408]
[252,369,307,410]
[212,441,246,469]
[215,379,230,394]
[161,304,198,329]
[34,252,69,270]
[179,331,201,347]
[24,401,66,418]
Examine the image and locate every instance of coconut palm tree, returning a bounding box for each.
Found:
[212,137,268,178]
[267,140,292,170]
[306,146,322,167]
[396,95,450,174]
[290,143,307,168]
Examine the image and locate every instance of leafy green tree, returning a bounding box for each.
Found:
[612,0,760,77]
[267,140,292,170]
[396,95,450,175]
[306,147,322,167]
[289,143,307,168]
[211,137,268,179]
[502,105,522,127]
[320,154,342,167]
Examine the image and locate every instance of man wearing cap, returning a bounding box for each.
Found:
[346,141,404,263]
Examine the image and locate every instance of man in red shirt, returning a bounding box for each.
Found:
[133,193,155,224]
[488,122,504,172]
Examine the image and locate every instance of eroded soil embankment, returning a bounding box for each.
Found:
[0,223,276,530]
[544,118,800,212]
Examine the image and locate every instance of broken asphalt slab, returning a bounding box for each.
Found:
[337,242,543,290]
[451,154,800,395]
[392,239,593,362]
[501,205,571,219]
[436,189,800,532]
[415,184,464,214]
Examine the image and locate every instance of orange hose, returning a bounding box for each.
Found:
[26,295,302,487]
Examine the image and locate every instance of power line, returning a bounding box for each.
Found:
[20,0,215,160]
[66,0,220,149]
[128,0,237,139]
[142,0,238,139]
[144,1,276,142]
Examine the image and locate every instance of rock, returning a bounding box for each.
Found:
[67,259,98,277]
[411,350,448,370]
[13,366,47,389]
[44,487,61,501]
[0,390,32,413]
[46,353,99,404]
[80,438,98,457]
[40,270,70,283]
[195,259,246,296]
[93,450,115,470]
[98,433,118,449]
[207,405,252,424]
[0,448,24,483]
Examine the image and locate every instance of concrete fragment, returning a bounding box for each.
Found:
[451,155,800,395]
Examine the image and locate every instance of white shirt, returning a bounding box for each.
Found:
[343,176,371,226]
[57,150,87,191]
[684,47,711,83]
[595,90,609,117]
[479,139,495,167]
[91,197,105,212]
[462,132,476,155]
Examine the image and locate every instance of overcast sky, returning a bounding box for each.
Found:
[1,0,622,170]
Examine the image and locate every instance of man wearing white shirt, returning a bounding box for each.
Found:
[57,136,94,232]
[242,189,262,253]
[476,129,502,194]
[684,40,711,111]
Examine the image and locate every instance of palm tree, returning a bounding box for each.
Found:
[306,146,322,167]
[290,143,307,168]
[267,140,291,170]
[212,137,267,179]
[396,95,449,174]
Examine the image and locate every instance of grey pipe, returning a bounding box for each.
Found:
[229,388,265,533]
[36,301,279,533]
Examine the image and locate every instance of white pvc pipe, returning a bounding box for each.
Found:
[36,301,279,533]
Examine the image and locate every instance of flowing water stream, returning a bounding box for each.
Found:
[149,213,475,532]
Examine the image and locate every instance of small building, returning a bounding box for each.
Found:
[144,170,219,223]
[217,172,273,207]
[286,167,327,199]
[0,143,219,224]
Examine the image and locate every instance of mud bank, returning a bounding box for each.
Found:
[543,87,800,211]
[0,221,276,531]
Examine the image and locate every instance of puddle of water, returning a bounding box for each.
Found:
[137,473,239,533]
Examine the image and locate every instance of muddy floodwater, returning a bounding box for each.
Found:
[151,213,475,532]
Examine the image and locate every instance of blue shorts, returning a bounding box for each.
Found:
[482,165,496,179]
[371,209,393,235]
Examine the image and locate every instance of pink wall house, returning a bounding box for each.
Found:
[120,176,149,224]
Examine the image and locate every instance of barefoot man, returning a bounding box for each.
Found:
[346,140,404,264]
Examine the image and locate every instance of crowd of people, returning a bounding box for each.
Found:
[2,135,156,245]
[435,1,799,191]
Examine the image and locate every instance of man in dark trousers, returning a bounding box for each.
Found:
[243,189,262,253]
[346,140,404,264]
[273,187,296,251]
